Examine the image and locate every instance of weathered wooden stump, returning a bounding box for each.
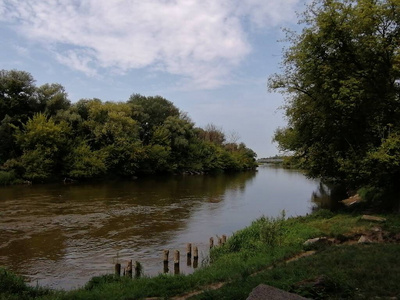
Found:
[174,250,180,275]
[186,243,192,266]
[126,260,133,278]
[222,235,227,244]
[163,249,169,262]
[135,261,141,279]
[193,246,199,269]
[115,263,121,277]
[163,249,169,273]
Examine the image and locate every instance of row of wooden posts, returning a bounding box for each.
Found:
[114,260,141,278]
[114,234,228,277]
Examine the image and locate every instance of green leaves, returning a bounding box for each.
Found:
[65,141,107,179]
[269,0,400,201]
[13,113,71,181]
[15,113,70,150]
[0,69,38,122]
[0,71,257,183]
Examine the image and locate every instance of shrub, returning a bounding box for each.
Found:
[0,268,28,294]
[0,170,16,185]
[259,211,287,247]
[0,268,50,299]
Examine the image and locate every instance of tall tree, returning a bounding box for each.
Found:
[37,83,71,116]
[0,70,39,164]
[0,70,38,121]
[198,124,226,145]
[269,0,400,195]
[81,100,141,176]
[128,94,180,144]
[14,113,71,181]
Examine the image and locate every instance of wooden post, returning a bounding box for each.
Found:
[186,243,192,258]
[174,250,180,275]
[186,243,192,266]
[222,235,227,244]
[174,250,180,264]
[209,237,214,249]
[193,246,199,268]
[135,261,141,279]
[163,249,169,263]
[115,263,121,277]
[193,246,199,269]
[126,260,133,278]
[163,249,169,273]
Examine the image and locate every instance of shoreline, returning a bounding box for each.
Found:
[2,209,400,299]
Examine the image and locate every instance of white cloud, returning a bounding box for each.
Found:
[236,0,301,28]
[0,0,300,88]
[54,49,98,77]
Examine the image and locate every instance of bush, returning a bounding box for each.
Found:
[85,274,122,291]
[0,268,28,294]
[0,170,16,185]
[0,268,50,299]
[259,211,287,247]
[358,186,384,203]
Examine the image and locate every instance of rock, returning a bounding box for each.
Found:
[358,235,372,244]
[371,226,382,232]
[303,237,333,247]
[246,284,309,300]
[303,237,320,246]
[341,194,362,206]
[361,215,386,222]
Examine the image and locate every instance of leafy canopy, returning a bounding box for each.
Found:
[0,70,257,182]
[269,0,400,205]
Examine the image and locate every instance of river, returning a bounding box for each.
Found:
[0,165,333,290]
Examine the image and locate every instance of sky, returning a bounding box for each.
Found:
[0,0,307,158]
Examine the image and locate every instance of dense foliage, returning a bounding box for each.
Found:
[269,0,400,208]
[0,70,257,184]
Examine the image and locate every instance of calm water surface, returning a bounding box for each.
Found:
[0,165,329,290]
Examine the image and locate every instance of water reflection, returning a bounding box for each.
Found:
[311,182,347,211]
[0,166,330,290]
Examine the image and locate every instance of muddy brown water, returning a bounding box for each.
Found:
[0,165,331,290]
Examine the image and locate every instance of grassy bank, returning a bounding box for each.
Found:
[1,210,400,299]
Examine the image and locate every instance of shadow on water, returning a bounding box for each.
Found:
[311,182,348,211]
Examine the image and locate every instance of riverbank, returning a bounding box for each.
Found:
[1,210,400,299]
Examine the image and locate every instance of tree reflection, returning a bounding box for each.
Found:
[311,182,347,211]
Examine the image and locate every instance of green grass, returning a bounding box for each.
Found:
[2,210,400,299]
[0,268,51,300]
[191,244,400,299]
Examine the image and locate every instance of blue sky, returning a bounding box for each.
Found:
[0,0,307,158]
